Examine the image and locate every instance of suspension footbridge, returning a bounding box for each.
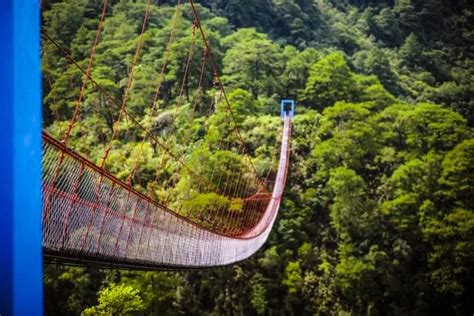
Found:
[1,1,292,313]
[40,0,293,269]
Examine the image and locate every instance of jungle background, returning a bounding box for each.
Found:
[42,0,473,314]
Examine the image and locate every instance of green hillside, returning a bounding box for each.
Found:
[42,0,473,314]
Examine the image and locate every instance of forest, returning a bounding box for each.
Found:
[41,0,473,315]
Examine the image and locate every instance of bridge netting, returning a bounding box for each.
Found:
[41,0,292,268]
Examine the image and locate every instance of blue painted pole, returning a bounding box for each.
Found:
[0,0,43,315]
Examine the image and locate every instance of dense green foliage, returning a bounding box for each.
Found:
[42,0,473,315]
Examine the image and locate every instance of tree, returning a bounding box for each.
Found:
[327,167,375,239]
[301,52,359,109]
[419,0,444,38]
[394,0,419,34]
[400,103,467,153]
[222,28,283,98]
[427,80,474,125]
[250,279,267,315]
[373,8,402,46]
[119,271,181,314]
[281,46,320,98]
[399,33,424,69]
[283,261,304,295]
[42,0,86,47]
[438,138,474,208]
[314,101,378,174]
[82,283,145,316]
[44,266,105,316]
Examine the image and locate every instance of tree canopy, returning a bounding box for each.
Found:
[42,0,473,315]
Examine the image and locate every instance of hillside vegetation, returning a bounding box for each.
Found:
[42,0,473,315]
